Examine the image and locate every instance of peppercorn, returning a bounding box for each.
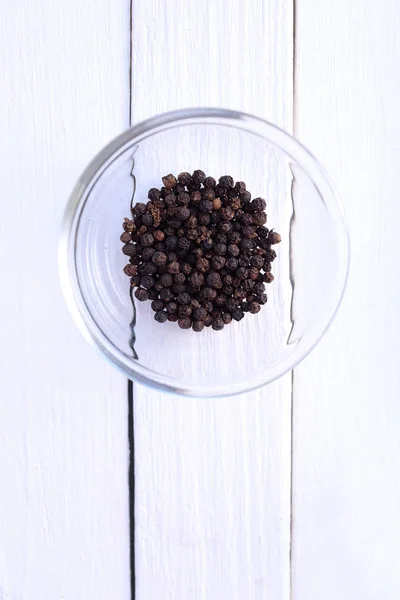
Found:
[211,256,226,270]
[142,213,153,228]
[200,287,217,301]
[222,312,232,325]
[120,231,132,243]
[148,188,161,201]
[141,233,154,247]
[143,262,157,275]
[199,199,213,213]
[168,313,179,322]
[178,305,192,318]
[259,293,268,305]
[190,272,205,288]
[159,273,173,287]
[212,318,224,331]
[232,308,245,321]
[218,175,234,188]
[227,244,240,257]
[175,206,191,220]
[167,261,180,274]
[133,202,147,215]
[206,272,223,289]
[178,317,192,329]
[153,230,165,242]
[221,207,234,221]
[123,218,135,232]
[135,288,149,301]
[192,320,205,332]
[122,243,136,256]
[264,272,274,283]
[269,231,281,245]
[148,288,158,299]
[251,197,266,212]
[123,264,137,276]
[250,255,264,268]
[159,288,174,302]
[215,294,227,308]
[253,212,267,226]
[151,299,164,312]
[178,237,191,253]
[177,292,191,305]
[172,284,186,295]
[178,172,192,186]
[151,251,167,267]
[193,306,208,320]
[192,169,206,185]
[196,258,210,273]
[166,302,178,314]
[162,174,177,189]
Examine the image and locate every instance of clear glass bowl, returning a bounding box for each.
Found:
[59,108,349,397]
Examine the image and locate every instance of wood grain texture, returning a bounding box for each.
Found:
[0,2,131,598]
[292,1,400,599]
[130,1,293,598]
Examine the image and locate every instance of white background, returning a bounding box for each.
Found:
[1,1,399,599]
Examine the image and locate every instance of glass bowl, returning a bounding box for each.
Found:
[59,108,349,397]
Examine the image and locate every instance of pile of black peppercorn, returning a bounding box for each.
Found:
[121,170,281,332]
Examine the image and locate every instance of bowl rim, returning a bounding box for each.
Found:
[59,107,350,397]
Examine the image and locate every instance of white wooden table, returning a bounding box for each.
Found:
[1,1,399,598]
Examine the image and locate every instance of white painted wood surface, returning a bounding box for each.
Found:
[2,0,400,599]
[292,1,400,599]
[0,2,131,599]
[130,1,293,598]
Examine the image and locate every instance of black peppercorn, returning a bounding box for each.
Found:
[159,288,174,303]
[218,175,234,188]
[227,244,240,257]
[199,199,213,213]
[192,320,205,332]
[123,264,137,277]
[151,300,165,312]
[120,231,132,243]
[212,318,225,331]
[204,176,216,188]
[154,310,168,323]
[141,233,154,247]
[206,272,223,289]
[122,243,136,256]
[251,197,267,212]
[178,305,192,318]
[133,202,147,215]
[177,292,191,305]
[269,231,281,245]
[135,288,149,301]
[160,273,173,287]
[190,272,205,288]
[211,256,226,270]
[168,313,179,322]
[143,262,157,275]
[167,261,180,274]
[178,172,192,186]
[178,317,192,329]
[148,288,158,300]
[152,251,167,267]
[193,306,208,320]
[166,302,178,314]
[178,237,191,252]
[175,206,191,220]
[141,247,155,261]
[162,174,177,189]
[192,169,206,185]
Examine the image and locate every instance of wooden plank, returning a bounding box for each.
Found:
[0,2,131,598]
[130,1,294,598]
[292,1,400,598]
